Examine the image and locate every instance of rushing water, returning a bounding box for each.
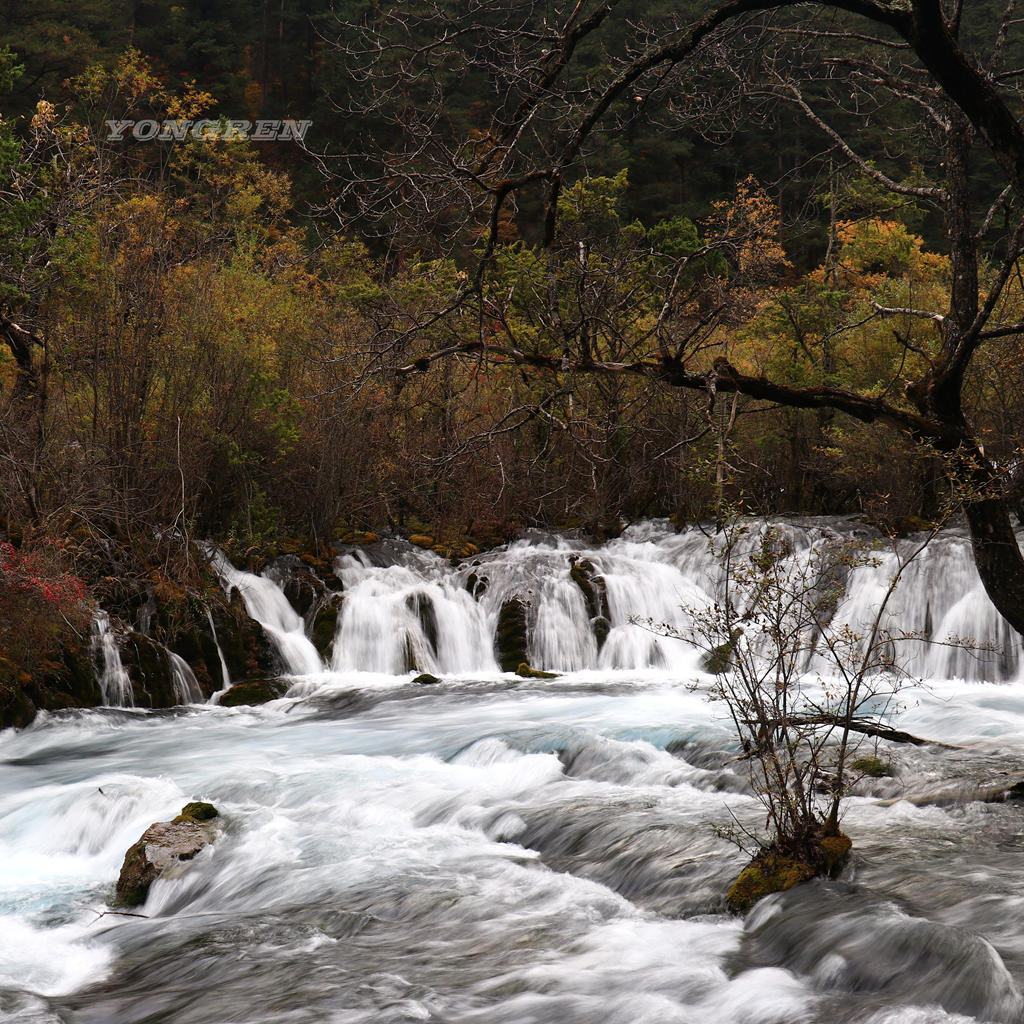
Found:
[4,519,1024,1023]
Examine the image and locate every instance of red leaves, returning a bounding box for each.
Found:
[0,542,87,608]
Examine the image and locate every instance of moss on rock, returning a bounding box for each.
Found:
[412,672,441,685]
[495,599,529,672]
[852,755,892,778]
[175,801,219,823]
[114,803,220,907]
[515,662,558,679]
[821,832,853,874]
[726,832,852,914]
[218,679,288,706]
[727,852,816,914]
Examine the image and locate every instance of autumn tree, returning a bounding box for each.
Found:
[329,0,1024,638]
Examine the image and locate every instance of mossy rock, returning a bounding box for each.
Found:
[409,534,434,548]
[821,833,853,874]
[0,684,38,730]
[174,801,219,823]
[1,627,105,729]
[852,755,892,778]
[336,530,379,545]
[701,629,743,675]
[702,642,733,675]
[218,679,288,707]
[515,662,558,679]
[726,832,852,914]
[412,672,441,685]
[495,599,529,672]
[726,853,816,914]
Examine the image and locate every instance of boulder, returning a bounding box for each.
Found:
[114,802,220,906]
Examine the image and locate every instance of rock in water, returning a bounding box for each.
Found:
[495,599,529,672]
[218,679,288,706]
[114,802,220,906]
[515,662,559,679]
[726,832,852,914]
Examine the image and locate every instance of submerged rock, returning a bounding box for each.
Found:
[741,881,1024,1023]
[114,802,220,906]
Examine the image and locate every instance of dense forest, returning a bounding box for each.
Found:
[5,0,1024,716]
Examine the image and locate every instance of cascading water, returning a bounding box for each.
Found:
[208,551,323,676]
[331,549,498,675]
[166,651,204,705]
[10,520,1024,1024]
[90,611,134,707]
[204,607,231,699]
[326,519,1023,681]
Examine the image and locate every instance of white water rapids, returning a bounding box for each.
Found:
[4,519,1024,1023]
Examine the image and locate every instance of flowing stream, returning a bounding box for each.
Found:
[4,519,1024,1023]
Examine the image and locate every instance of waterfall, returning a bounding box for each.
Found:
[91,611,134,707]
[167,651,204,705]
[204,607,231,699]
[199,522,1024,682]
[332,550,497,674]
[208,551,323,675]
[819,527,1023,682]
[326,520,1024,682]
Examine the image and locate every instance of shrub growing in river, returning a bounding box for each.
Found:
[663,520,938,907]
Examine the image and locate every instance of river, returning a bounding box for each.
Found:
[2,519,1024,1023]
